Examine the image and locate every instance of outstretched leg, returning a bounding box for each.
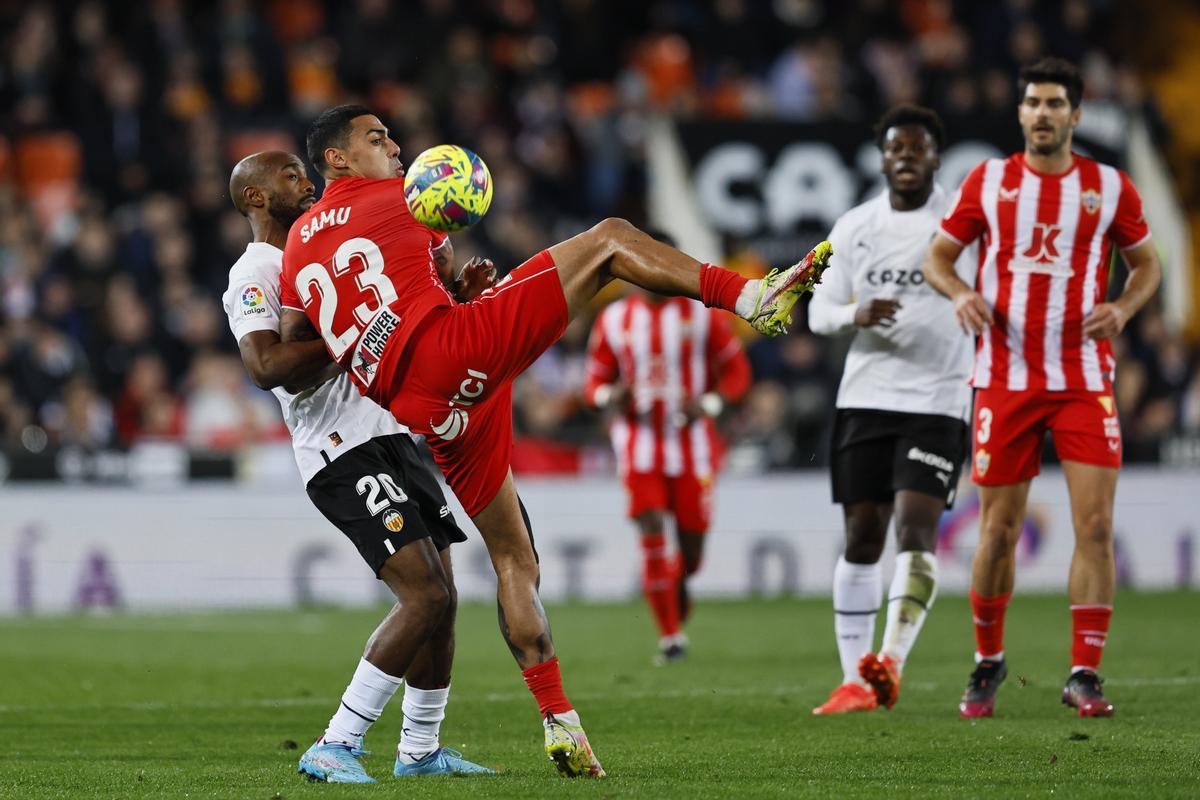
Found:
[471,470,605,778]
[548,218,831,333]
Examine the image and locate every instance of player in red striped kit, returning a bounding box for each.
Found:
[278,106,831,777]
[923,59,1161,718]
[584,231,752,664]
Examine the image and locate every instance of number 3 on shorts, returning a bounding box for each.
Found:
[976,407,993,444]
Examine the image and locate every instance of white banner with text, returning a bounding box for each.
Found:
[1,469,1195,615]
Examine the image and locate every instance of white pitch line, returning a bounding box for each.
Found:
[2,676,1196,715]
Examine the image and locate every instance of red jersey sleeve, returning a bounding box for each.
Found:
[939,162,987,247]
[1110,171,1152,250]
[584,307,620,406]
[706,311,751,402]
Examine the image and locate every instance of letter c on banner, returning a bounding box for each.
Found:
[694,143,765,236]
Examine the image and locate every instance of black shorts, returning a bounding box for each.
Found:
[830,408,968,507]
[305,434,468,577]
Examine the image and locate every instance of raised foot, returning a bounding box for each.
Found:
[749,240,834,336]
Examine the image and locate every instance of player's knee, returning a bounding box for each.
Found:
[409,575,453,618]
[979,507,1024,548]
[1073,509,1113,550]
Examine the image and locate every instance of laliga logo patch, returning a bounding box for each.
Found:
[382,509,404,532]
[975,448,991,477]
[241,285,267,315]
[430,368,488,441]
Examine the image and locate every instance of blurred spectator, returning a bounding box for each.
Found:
[0,0,1192,471]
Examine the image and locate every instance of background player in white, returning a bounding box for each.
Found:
[224,151,494,782]
[809,105,974,715]
[924,58,1161,718]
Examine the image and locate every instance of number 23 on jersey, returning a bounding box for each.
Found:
[297,237,398,359]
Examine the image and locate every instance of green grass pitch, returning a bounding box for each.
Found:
[2,592,1198,799]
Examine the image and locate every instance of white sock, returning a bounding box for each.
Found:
[880,551,939,672]
[544,708,581,728]
[832,556,882,686]
[323,658,403,747]
[734,280,761,319]
[397,684,450,762]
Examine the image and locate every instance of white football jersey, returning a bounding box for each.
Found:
[222,242,410,484]
[809,186,976,422]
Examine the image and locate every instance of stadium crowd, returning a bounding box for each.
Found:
[0,0,1197,470]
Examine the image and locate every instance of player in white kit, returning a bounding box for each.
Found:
[808,106,974,714]
[223,151,494,782]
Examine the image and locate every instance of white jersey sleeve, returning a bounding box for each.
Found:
[223,249,282,343]
[808,216,859,336]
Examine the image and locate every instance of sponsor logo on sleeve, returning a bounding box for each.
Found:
[240,286,267,316]
[350,307,401,388]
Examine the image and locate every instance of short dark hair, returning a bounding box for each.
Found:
[873,104,945,151]
[306,104,374,174]
[1018,57,1083,108]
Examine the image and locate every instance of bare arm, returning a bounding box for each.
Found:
[1082,239,1161,340]
[922,233,993,335]
[237,326,337,394]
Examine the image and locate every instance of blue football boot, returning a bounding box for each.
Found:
[394,747,495,776]
[298,739,376,783]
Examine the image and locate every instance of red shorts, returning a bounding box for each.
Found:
[624,471,714,533]
[380,251,568,516]
[971,387,1121,485]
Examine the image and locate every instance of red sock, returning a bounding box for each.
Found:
[970,589,1011,659]
[641,533,681,637]
[521,656,573,716]
[1070,604,1112,672]
[699,263,749,313]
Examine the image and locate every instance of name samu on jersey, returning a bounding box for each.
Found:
[298,205,352,243]
[940,153,1150,393]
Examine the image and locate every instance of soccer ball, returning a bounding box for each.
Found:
[403,144,493,232]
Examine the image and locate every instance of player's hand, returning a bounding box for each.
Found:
[854,298,901,328]
[608,383,633,411]
[453,257,498,302]
[953,291,993,336]
[1082,302,1128,340]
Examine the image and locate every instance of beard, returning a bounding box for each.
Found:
[1028,126,1069,156]
[268,200,306,228]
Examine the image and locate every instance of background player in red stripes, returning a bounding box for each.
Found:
[924,58,1161,718]
[584,230,751,665]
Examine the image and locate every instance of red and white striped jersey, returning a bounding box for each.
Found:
[940,153,1151,392]
[585,296,751,478]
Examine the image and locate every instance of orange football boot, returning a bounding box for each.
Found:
[859,652,901,709]
[812,683,878,715]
